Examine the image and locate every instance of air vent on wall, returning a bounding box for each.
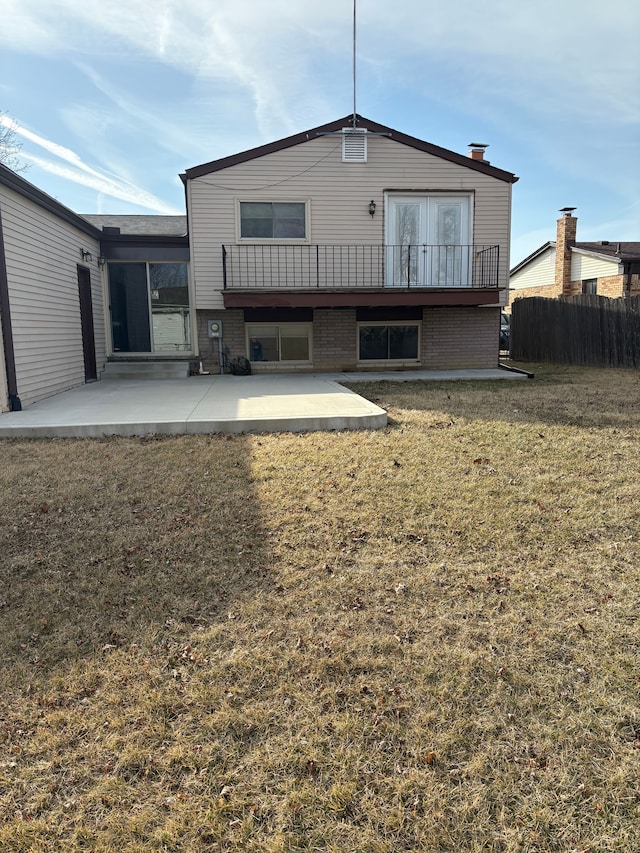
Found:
[342,128,367,162]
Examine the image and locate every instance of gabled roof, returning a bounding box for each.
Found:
[81,214,187,237]
[510,241,555,276]
[183,115,519,184]
[511,239,640,275]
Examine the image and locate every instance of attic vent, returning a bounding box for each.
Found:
[342,128,367,162]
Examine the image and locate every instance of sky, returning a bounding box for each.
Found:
[1,0,638,264]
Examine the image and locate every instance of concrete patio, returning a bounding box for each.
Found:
[0,367,528,439]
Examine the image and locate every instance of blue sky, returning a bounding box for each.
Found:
[1,0,638,264]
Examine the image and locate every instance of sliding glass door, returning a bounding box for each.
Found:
[108,262,191,353]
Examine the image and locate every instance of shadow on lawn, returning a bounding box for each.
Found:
[0,434,272,679]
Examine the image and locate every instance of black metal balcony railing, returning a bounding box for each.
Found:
[222,244,500,290]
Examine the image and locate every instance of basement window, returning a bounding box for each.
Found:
[358,323,419,361]
[247,324,311,363]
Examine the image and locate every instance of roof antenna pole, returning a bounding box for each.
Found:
[352,0,357,128]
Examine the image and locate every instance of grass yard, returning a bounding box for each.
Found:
[0,363,639,852]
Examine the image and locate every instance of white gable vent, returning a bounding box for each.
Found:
[342,128,367,162]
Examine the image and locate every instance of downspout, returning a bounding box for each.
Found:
[0,207,21,411]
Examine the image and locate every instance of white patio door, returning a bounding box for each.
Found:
[386,195,471,286]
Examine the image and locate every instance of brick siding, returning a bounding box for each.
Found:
[510,283,563,306]
[196,306,499,373]
[196,309,244,373]
[421,307,498,369]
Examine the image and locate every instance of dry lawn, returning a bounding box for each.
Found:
[0,363,639,852]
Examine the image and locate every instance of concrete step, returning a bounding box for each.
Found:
[103,360,191,380]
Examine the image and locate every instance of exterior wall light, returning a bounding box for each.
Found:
[97,256,106,267]
[368,200,376,217]
[80,249,93,263]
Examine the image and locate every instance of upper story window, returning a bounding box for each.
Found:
[239,202,307,240]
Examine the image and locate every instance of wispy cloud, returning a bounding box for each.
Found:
[2,117,181,212]
[3,1,637,150]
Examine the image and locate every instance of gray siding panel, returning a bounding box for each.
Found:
[0,184,105,407]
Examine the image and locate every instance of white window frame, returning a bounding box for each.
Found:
[246,322,313,364]
[236,200,311,243]
[384,192,473,287]
[356,321,421,363]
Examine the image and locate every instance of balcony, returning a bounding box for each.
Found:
[223,244,499,289]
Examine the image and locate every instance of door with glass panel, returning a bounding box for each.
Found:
[108,262,191,353]
[386,196,471,287]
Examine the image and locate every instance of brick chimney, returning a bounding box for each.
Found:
[555,208,577,297]
[468,143,489,162]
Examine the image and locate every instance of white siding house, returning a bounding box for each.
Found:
[183,115,518,373]
[509,212,640,306]
[0,115,521,405]
[0,164,105,410]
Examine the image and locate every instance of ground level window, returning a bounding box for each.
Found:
[582,278,597,295]
[247,324,311,362]
[358,324,419,360]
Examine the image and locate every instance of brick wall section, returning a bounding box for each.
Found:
[511,274,630,303]
[559,275,624,298]
[422,307,498,369]
[510,283,563,306]
[631,274,640,296]
[197,309,244,373]
[313,308,357,371]
[197,306,498,373]
[596,275,624,298]
[555,214,578,297]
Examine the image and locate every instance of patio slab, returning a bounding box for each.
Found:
[0,367,528,439]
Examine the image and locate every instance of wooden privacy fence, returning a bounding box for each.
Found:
[510,295,640,367]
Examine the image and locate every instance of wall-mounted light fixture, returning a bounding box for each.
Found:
[368,200,376,218]
[80,249,93,263]
[97,256,106,268]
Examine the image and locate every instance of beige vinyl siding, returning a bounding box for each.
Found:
[0,185,104,407]
[571,252,619,281]
[188,135,512,309]
[510,247,556,290]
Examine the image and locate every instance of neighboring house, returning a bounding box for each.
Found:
[182,115,518,374]
[509,209,640,308]
[0,163,104,411]
[1,114,519,410]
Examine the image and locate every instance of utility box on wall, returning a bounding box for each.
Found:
[207,320,222,338]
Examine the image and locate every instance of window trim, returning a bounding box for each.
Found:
[107,260,193,355]
[245,322,313,364]
[357,321,421,363]
[236,199,311,244]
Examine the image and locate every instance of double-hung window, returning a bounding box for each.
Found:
[239,202,307,240]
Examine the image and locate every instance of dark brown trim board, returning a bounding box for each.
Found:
[0,206,21,410]
[183,115,519,185]
[223,289,502,309]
